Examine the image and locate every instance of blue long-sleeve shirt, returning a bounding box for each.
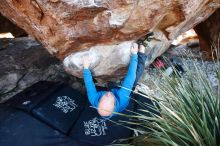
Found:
[83,54,138,113]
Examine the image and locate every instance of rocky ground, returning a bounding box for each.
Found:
[136,49,219,100]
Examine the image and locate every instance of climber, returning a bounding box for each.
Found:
[82,41,152,118]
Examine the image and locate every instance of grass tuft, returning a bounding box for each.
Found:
[124,48,220,146]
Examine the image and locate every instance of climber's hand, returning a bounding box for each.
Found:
[139,44,145,53]
[131,43,138,54]
[83,56,91,69]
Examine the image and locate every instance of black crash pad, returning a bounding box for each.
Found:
[4,81,62,112]
[2,82,160,146]
[32,85,87,134]
[0,105,94,146]
[69,100,135,146]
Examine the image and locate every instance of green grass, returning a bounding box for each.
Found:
[121,51,220,146]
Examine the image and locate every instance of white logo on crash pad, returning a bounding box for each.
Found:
[53,96,78,114]
[84,117,108,136]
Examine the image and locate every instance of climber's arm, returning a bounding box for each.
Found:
[116,43,138,112]
[83,57,102,108]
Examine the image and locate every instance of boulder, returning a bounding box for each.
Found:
[0,0,219,79]
[194,8,220,60]
[0,37,83,102]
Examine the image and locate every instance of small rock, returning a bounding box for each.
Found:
[50,0,59,2]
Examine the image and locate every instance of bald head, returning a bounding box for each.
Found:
[98,92,116,117]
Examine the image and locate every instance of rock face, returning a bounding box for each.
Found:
[0,13,27,37]
[0,0,219,79]
[0,37,84,102]
[194,8,220,59]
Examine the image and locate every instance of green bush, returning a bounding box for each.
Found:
[127,56,220,146]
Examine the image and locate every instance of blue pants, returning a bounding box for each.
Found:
[134,52,147,87]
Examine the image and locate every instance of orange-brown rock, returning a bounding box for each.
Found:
[0,0,219,80]
[0,13,27,37]
[194,8,220,60]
